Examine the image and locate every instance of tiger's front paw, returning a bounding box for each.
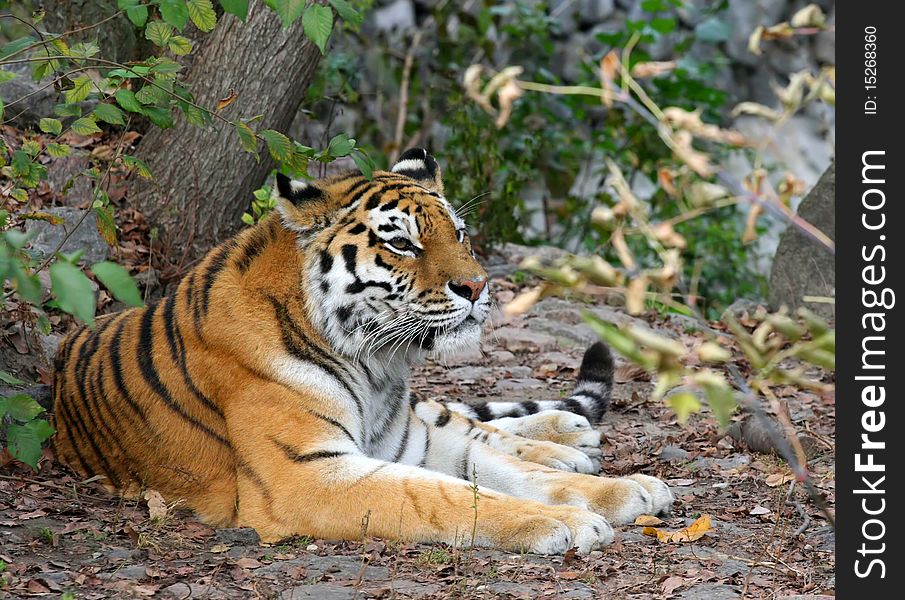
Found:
[516,440,596,474]
[625,474,674,516]
[551,475,665,525]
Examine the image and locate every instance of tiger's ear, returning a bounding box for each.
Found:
[273,173,331,235]
[391,148,444,194]
[275,173,323,205]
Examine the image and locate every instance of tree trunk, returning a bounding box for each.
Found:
[129,0,322,268]
[44,0,145,64]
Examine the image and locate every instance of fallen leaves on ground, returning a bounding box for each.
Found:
[643,514,712,544]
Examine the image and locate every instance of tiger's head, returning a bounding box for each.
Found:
[274,149,490,364]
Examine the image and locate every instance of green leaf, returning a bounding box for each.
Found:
[695,17,731,43]
[93,103,126,125]
[46,142,71,158]
[13,267,42,305]
[269,0,305,27]
[38,117,62,135]
[0,69,18,84]
[118,0,149,27]
[93,203,118,247]
[0,371,26,385]
[234,121,258,156]
[220,0,249,21]
[160,0,190,30]
[70,41,101,59]
[145,20,175,47]
[64,75,93,104]
[260,129,292,162]
[54,103,82,118]
[91,261,144,307]
[302,4,333,54]
[666,392,701,425]
[649,17,676,34]
[187,0,217,32]
[10,188,28,202]
[168,35,194,55]
[350,149,373,180]
[122,155,153,179]
[114,89,144,114]
[50,261,96,326]
[326,132,355,157]
[70,116,102,135]
[328,0,363,27]
[7,419,55,469]
[2,394,45,422]
[11,150,31,177]
[703,385,737,428]
[142,106,175,128]
[0,36,37,61]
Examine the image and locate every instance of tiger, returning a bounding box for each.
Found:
[51,148,673,555]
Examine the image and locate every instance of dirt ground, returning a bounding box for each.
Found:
[0,276,836,599]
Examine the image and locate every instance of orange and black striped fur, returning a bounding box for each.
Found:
[52,149,673,554]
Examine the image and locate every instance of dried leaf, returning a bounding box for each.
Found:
[661,575,686,596]
[765,472,794,487]
[495,80,524,128]
[634,515,665,526]
[216,89,239,113]
[748,25,764,55]
[235,557,262,569]
[144,489,167,521]
[643,514,711,543]
[742,203,764,244]
[503,285,545,317]
[790,4,826,28]
[731,101,784,122]
[749,506,772,516]
[210,543,230,553]
[631,60,676,79]
[599,51,620,107]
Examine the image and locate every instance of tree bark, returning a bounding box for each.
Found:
[44,0,145,64]
[129,0,323,268]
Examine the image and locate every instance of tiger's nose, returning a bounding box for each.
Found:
[448,277,487,302]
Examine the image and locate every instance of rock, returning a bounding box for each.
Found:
[490,327,558,352]
[372,0,415,31]
[768,162,835,318]
[536,351,580,370]
[488,349,517,364]
[45,153,94,206]
[724,0,788,66]
[579,0,615,27]
[675,582,742,599]
[447,366,495,382]
[659,444,690,463]
[495,377,544,391]
[495,242,570,267]
[814,7,835,64]
[214,527,260,546]
[0,63,58,129]
[26,207,110,265]
[721,299,761,321]
[103,564,148,580]
[38,334,63,364]
[280,585,357,599]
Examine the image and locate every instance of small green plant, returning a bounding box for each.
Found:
[0,387,54,470]
[39,526,55,545]
[417,547,453,566]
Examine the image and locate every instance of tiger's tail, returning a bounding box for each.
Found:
[443,342,614,424]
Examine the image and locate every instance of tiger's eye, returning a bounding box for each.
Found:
[390,238,414,252]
